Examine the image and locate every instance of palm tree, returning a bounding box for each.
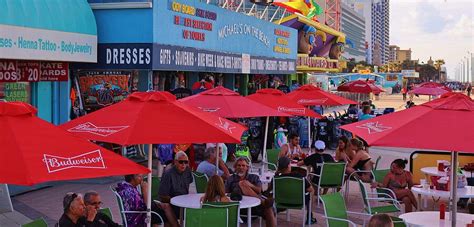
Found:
[434,59,445,81]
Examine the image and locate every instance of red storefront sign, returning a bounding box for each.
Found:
[0,60,69,82]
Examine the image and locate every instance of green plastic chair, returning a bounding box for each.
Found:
[184,207,228,227]
[308,162,346,206]
[99,207,113,220]
[320,192,406,227]
[263,149,279,171]
[111,185,164,227]
[202,202,239,227]
[319,193,358,227]
[192,171,209,193]
[273,176,311,227]
[373,169,390,184]
[22,218,47,227]
[143,176,161,200]
[357,179,401,215]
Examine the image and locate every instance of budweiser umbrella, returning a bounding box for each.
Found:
[180,86,290,118]
[247,88,322,162]
[0,102,149,186]
[409,82,452,96]
[61,91,245,145]
[180,86,290,165]
[286,84,357,149]
[286,84,358,106]
[337,80,384,94]
[61,91,245,227]
[340,92,474,225]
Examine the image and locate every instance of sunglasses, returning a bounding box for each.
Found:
[178,160,189,164]
[64,193,78,212]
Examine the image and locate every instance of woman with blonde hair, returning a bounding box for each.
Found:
[201,175,230,202]
[346,138,373,182]
[335,136,355,162]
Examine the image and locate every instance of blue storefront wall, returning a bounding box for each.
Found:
[79,0,297,74]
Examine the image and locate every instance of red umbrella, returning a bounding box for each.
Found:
[61,91,245,227]
[337,80,385,94]
[408,82,451,96]
[247,89,322,118]
[286,84,358,106]
[61,91,245,145]
[179,86,290,118]
[340,92,474,225]
[0,102,149,186]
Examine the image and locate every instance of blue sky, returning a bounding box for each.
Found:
[390,0,473,79]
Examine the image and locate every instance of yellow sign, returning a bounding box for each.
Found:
[296,54,340,72]
[358,69,371,74]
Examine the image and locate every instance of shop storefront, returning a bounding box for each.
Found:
[74,0,297,112]
[0,0,98,195]
[0,0,97,124]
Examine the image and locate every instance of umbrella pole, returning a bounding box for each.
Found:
[147,144,153,227]
[450,151,458,226]
[262,117,270,172]
[216,143,219,175]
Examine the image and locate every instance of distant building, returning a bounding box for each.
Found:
[427,56,434,66]
[343,0,389,66]
[341,2,366,62]
[389,45,411,63]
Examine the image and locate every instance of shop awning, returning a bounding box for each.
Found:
[0,0,97,62]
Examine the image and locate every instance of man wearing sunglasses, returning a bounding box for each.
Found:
[83,191,120,227]
[57,192,88,227]
[159,151,193,218]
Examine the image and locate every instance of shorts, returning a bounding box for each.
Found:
[151,202,168,224]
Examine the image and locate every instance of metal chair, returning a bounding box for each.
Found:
[274,176,312,226]
[110,185,164,227]
[308,162,346,206]
[191,171,209,193]
[184,207,228,227]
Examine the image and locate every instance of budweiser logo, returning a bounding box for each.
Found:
[277,106,306,114]
[216,117,236,134]
[67,122,129,137]
[43,150,106,173]
[297,98,328,105]
[198,107,221,112]
[356,122,392,134]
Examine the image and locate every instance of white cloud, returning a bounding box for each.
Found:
[390,0,474,79]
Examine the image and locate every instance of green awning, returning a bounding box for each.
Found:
[0,0,96,35]
[0,0,97,62]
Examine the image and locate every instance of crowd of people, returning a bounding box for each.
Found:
[57,134,420,227]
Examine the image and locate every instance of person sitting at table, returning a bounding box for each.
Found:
[372,159,418,212]
[197,147,230,179]
[368,213,393,227]
[297,140,335,194]
[116,174,178,227]
[201,175,231,203]
[359,105,374,121]
[278,133,303,160]
[346,138,373,182]
[225,157,276,227]
[84,190,120,226]
[276,156,317,224]
[56,192,88,227]
[159,151,193,219]
[335,136,355,163]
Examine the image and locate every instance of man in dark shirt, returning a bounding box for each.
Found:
[57,193,89,227]
[83,191,120,227]
[159,151,193,218]
[298,140,335,186]
[277,156,316,224]
[225,157,276,227]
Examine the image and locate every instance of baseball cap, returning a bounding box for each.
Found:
[314,140,325,150]
[277,156,291,171]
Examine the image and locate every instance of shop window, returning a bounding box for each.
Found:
[0,82,31,103]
